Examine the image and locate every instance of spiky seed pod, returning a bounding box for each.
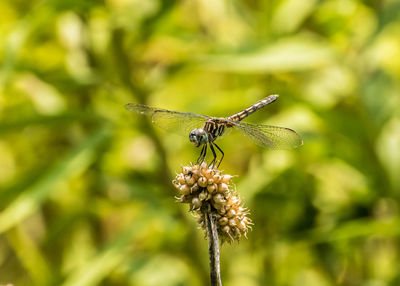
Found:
[221,175,233,184]
[177,174,185,185]
[229,218,237,226]
[173,162,252,243]
[212,174,221,184]
[218,207,226,215]
[228,209,237,218]
[191,183,200,193]
[192,197,202,210]
[199,190,208,201]
[234,227,241,237]
[192,170,200,180]
[213,193,225,204]
[207,183,217,194]
[199,162,208,169]
[185,175,196,186]
[218,183,229,193]
[198,176,208,188]
[182,166,191,175]
[238,221,247,231]
[222,225,230,233]
[204,169,214,179]
[180,184,190,195]
[218,217,229,226]
[213,203,223,211]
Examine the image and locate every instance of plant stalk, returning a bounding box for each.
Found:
[205,208,222,286]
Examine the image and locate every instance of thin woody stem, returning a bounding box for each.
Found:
[205,207,222,286]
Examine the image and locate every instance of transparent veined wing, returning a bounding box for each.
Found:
[125,103,208,137]
[231,120,303,149]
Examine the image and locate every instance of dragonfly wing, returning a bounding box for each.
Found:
[125,103,208,137]
[231,120,303,149]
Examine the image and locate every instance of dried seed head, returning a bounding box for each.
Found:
[172,162,252,243]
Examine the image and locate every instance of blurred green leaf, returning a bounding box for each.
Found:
[0,112,100,134]
[7,226,53,285]
[0,126,111,234]
[197,36,333,73]
[300,217,400,244]
[61,211,169,286]
[271,0,317,34]
[61,221,144,286]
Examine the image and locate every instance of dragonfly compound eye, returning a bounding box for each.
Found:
[189,128,208,147]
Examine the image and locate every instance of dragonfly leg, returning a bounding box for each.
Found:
[196,146,202,164]
[213,142,224,168]
[209,142,217,167]
[202,144,207,164]
[197,144,208,165]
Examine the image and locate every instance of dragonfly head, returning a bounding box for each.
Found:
[189,128,208,147]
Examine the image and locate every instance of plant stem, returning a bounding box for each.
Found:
[205,208,222,286]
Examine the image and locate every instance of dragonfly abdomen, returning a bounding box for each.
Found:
[227,94,279,122]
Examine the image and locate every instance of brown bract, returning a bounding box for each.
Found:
[173,162,252,243]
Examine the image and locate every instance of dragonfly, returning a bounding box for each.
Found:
[126,94,302,167]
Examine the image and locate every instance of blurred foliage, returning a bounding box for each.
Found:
[1,0,400,285]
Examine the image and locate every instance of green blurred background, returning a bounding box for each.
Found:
[1,0,400,285]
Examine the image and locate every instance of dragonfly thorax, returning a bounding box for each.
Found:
[189,128,209,147]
